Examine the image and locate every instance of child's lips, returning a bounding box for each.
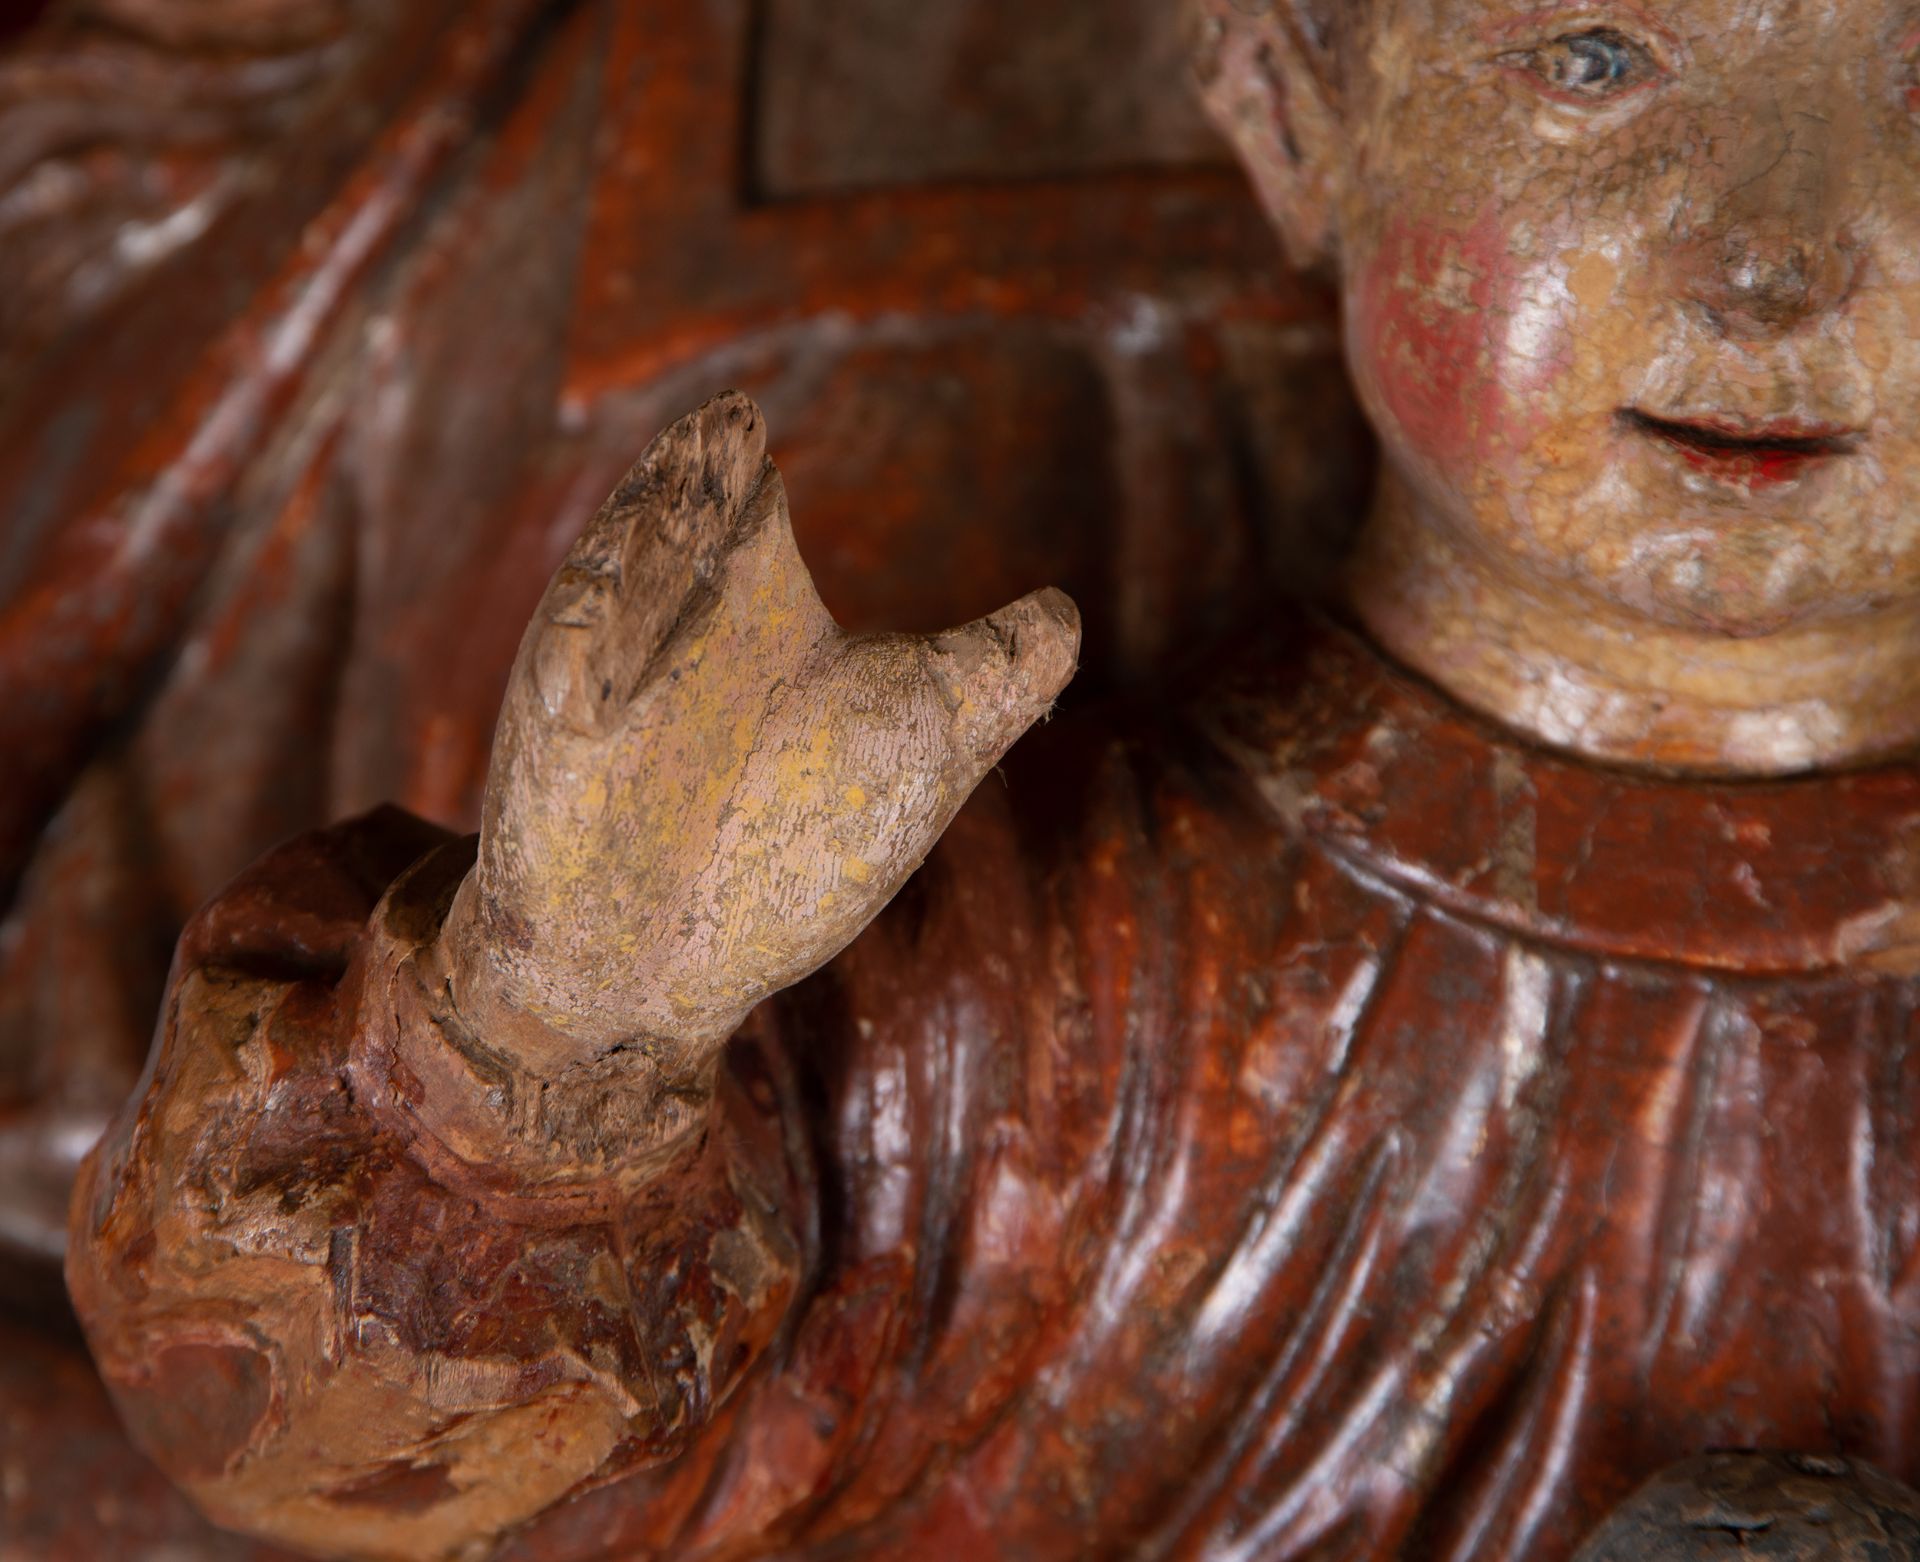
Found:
[1620,408,1863,490]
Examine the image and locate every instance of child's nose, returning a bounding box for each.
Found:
[1680,220,1853,337]
[1674,122,1859,339]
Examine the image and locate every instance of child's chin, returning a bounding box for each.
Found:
[1624,559,1836,641]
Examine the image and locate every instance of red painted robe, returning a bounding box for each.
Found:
[71,617,1920,1560]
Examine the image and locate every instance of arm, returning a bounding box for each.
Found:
[66,393,1079,1561]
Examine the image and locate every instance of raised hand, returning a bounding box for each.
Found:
[436,391,1080,1085]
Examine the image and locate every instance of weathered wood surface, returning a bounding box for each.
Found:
[34,0,1920,1556]
[68,585,1920,1557]
[0,0,1361,1288]
[1573,1452,1920,1561]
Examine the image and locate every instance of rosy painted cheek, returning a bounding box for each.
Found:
[1349,212,1565,485]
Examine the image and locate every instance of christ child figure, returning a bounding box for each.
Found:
[66,1,1920,1558]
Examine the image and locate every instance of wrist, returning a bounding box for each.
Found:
[347,840,715,1216]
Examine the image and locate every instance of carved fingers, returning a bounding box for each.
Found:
[525,390,821,738]
[448,393,1079,1066]
[683,585,1082,1005]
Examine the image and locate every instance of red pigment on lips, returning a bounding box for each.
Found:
[1654,434,1836,491]
[1677,445,1818,489]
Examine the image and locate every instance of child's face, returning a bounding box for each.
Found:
[1336,0,1920,636]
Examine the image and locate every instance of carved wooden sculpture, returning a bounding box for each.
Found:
[67,391,1079,1558]
[0,0,1356,1287]
[56,0,1920,1558]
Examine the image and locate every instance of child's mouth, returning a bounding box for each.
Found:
[1619,408,1862,490]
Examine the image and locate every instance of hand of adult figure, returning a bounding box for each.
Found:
[438,390,1080,1076]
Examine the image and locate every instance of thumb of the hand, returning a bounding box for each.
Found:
[918,587,1082,775]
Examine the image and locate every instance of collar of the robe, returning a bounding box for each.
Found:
[1205,614,1920,978]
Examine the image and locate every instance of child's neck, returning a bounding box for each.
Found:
[1345,474,1920,777]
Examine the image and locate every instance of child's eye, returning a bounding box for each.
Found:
[1507,28,1659,98]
